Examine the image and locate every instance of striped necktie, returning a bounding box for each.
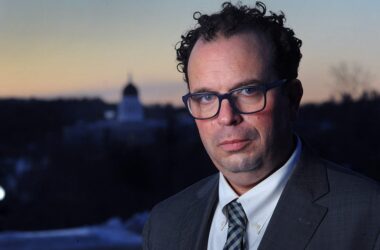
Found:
[223,199,248,250]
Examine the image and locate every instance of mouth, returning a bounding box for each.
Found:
[218,139,251,152]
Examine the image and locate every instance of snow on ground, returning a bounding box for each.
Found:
[0,212,149,250]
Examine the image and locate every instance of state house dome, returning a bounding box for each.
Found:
[123,82,138,97]
[118,77,143,122]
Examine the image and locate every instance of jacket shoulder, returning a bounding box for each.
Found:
[151,174,218,216]
[322,159,380,194]
[316,158,380,218]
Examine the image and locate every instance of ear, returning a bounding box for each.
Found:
[286,79,303,122]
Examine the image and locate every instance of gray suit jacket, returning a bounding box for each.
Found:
[143,147,380,250]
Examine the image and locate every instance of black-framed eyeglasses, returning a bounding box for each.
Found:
[182,79,287,120]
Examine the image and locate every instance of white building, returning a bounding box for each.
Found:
[117,81,144,122]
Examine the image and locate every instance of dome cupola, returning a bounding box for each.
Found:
[122,82,138,97]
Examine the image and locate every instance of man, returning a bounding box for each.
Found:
[143,2,380,249]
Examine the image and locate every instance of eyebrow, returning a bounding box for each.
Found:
[191,78,262,94]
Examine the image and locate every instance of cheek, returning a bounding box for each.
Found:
[245,101,282,142]
[259,102,291,140]
[249,107,275,131]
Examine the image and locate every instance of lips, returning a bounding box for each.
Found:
[218,139,251,152]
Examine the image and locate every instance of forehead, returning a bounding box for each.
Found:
[187,32,273,92]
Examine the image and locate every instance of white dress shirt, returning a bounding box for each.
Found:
[207,137,302,250]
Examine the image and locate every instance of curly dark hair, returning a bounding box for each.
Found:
[176,1,302,84]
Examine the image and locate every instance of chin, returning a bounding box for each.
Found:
[220,155,262,174]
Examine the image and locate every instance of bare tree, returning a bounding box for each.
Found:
[330,62,373,101]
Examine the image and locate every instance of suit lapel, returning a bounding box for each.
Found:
[179,175,219,250]
[259,146,329,250]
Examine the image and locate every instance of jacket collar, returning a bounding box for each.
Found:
[179,174,219,250]
[258,144,329,249]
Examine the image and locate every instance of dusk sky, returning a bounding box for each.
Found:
[1,0,379,105]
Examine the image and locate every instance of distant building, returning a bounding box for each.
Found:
[64,78,166,146]
[117,81,144,122]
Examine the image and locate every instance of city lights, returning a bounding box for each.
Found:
[0,185,5,201]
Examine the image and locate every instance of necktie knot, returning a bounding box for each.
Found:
[225,200,248,228]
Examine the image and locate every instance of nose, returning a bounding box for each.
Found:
[217,99,242,126]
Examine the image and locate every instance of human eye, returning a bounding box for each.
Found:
[191,93,217,104]
[235,86,258,96]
